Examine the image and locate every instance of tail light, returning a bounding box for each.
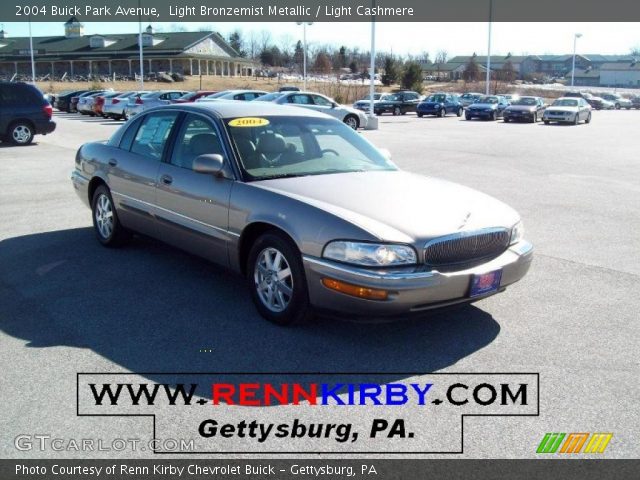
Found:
[43,104,53,118]
[112,98,120,104]
[135,97,143,105]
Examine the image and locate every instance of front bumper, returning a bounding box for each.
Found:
[467,110,495,118]
[303,240,533,317]
[504,111,535,121]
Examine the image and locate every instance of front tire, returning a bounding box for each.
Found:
[91,185,129,247]
[417,112,423,118]
[393,106,401,116]
[247,232,311,326]
[344,115,359,130]
[574,114,580,125]
[585,112,592,124]
[531,113,537,123]
[9,121,34,145]
[438,108,445,118]
[456,107,463,117]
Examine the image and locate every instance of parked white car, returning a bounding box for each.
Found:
[543,97,592,125]
[255,91,368,129]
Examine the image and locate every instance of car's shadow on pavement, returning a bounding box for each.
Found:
[0,227,500,391]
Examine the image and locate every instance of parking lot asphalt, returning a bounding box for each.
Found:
[1,109,639,458]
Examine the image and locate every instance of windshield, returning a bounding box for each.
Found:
[553,99,578,107]
[512,97,538,106]
[254,92,285,102]
[204,91,232,99]
[477,96,498,104]
[225,116,396,181]
[427,94,447,103]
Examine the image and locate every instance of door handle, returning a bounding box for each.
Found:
[108,159,118,167]
[160,174,173,185]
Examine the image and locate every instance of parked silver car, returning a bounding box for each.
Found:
[352,93,392,112]
[196,90,269,102]
[71,102,532,325]
[255,91,367,130]
[543,97,592,125]
[125,90,188,117]
[103,91,149,120]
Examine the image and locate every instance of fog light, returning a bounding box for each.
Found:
[321,278,389,300]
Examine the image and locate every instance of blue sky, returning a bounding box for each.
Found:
[3,22,639,57]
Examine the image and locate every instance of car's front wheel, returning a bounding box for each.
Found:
[531,113,537,123]
[438,108,445,118]
[393,106,401,116]
[574,114,580,125]
[247,232,311,326]
[343,115,359,130]
[585,112,592,124]
[9,121,34,145]
[91,185,129,247]
[456,107,463,117]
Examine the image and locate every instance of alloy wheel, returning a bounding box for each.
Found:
[95,193,114,239]
[12,124,32,144]
[254,247,294,313]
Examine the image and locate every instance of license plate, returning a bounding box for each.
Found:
[469,270,502,297]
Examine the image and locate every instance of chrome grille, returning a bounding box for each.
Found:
[424,228,510,270]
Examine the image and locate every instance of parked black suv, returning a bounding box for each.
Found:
[0,82,56,145]
[374,90,421,115]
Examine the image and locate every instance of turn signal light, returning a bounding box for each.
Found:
[321,278,389,301]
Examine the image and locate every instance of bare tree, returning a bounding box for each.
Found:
[247,31,259,60]
[258,30,272,53]
[435,50,448,65]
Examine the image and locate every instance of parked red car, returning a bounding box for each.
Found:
[173,91,217,103]
[92,92,121,117]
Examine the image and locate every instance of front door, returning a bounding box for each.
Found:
[154,113,234,267]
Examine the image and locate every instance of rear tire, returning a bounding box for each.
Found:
[8,121,34,145]
[91,185,130,247]
[544,120,550,124]
[247,232,311,326]
[393,106,401,116]
[465,113,472,120]
[456,107,463,117]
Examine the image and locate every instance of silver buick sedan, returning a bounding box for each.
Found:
[71,102,532,325]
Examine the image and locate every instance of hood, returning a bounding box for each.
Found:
[547,106,578,113]
[251,170,519,244]
[469,103,498,109]
[506,105,536,112]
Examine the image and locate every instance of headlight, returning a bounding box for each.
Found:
[510,221,524,245]
[323,241,417,267]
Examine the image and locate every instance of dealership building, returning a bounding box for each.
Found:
[0,18,254,79]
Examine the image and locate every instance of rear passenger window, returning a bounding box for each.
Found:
[130,112,179,161]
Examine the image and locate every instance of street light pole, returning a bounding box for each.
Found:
[571,33,583,87]
[485,0,493,95]
[296,22,313,90]
[138,0,144,88]
[28,16,36,84]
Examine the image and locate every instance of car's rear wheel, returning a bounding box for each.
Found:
[504,117,510,123]
[91,185,129,247]
[393,106,401,116]
[9,121,34,145]
[544,120,550,124]
[417,112,423,118]
[247,232,311,326]
[456,107,463,117]
[343,115,359,130]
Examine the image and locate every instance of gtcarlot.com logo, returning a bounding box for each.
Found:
[536,432,613,454]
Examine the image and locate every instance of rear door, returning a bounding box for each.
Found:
[154,113,234,266]
[108,110,180,236]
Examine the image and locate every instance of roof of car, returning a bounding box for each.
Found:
[162,101,331,119]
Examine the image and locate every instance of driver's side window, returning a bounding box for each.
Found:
[170,114,224,170]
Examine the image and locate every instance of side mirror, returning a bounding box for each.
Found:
[378,148,392,161]
[193,154,224,176]
[331,102,337,108]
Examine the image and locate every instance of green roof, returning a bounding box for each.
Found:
[0,31,245,61]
